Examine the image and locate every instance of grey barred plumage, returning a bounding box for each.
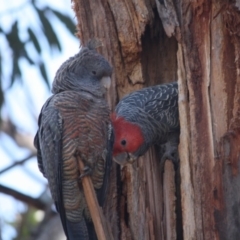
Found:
[116,82,178,128]
[112,82,179,166]
[34,41,113,240]
[52,41,112,96]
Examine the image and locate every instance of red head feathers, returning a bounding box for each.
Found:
[111,113,144,156]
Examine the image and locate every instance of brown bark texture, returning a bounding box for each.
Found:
[72,0,240,239]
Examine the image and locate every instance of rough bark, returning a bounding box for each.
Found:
[72,0,240,239]
[72,1,178,239]
[178,1,240,239]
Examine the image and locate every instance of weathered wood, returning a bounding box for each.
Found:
[163,160,176,240]
[72,0,178,239]
[177,45,196,240]
[72,0,240,239]
[176,1,240,239]
[78,158,113,240]
[212,2,240,239]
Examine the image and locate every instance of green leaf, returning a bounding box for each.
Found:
[28,28,41,53]
[11,57,22,87]
[6,21,25,57]
[35,8,61,51]
[0,55,3,110]
[5,22,25,86]
[0,54,2,81]
[23,50,34,65]
[39,63,50,89]
[51,9,76,35]
[0,80,4,111]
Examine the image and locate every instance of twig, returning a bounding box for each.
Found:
[0,153,36,175]
[0,119,37,152]
[0,184,47,210]
[77,157,113,240]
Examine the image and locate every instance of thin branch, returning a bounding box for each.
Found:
[0,153,36,175]
[0,119,37,152]
[77,157,113,240]
[0,184,47,210]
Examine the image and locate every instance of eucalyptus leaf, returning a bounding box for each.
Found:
[35,8,61,51]
[28,28,41,53]
[51,9,76,34]
[11,57,22,87]
[39,63,50,88]
[6,21,25,56]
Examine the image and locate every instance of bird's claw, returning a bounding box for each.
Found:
[160,149,179,172]
[127,153,137,164]
[79,166,92,178]
[113,152,137,165]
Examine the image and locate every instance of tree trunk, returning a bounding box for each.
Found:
[72,0,240,239]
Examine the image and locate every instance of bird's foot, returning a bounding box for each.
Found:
[128,153,138,164]
[79,166,92,179]
[160,147,179,172]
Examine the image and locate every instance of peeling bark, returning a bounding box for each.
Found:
[163,160,176,240]
[72,0,240,239]
[177,1,240,239]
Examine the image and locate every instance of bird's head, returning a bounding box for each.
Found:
[52,39,112,94]
[111,113,144,165]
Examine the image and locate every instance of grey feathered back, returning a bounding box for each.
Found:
[115,82,179,148]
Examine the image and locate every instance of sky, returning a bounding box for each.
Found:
[0,1,79,239]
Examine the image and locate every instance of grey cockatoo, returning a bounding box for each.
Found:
[34,41,113,240]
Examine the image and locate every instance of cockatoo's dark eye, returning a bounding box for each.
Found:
[121,139,126,146]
